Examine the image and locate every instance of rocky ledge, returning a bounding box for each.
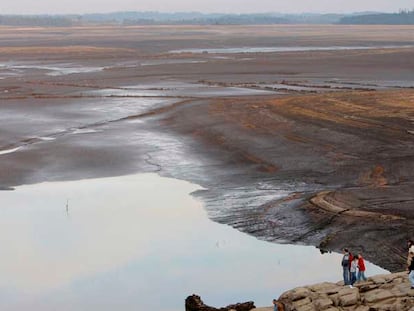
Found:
[274,272,414,311]
[187,272,414,311]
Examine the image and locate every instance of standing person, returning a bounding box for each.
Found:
[272,299,284,311]
[407,240,414,270]
[341,248,351,285]
[357,253,367,281]
[273,299,278,311]
[409,256,414,289]
[350,256,358,287]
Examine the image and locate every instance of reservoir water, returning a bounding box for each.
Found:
[0,174,387,310]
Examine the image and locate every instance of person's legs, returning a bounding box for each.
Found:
[343,267,350,285]
[361,271,367,281]
[409,271,414,288]
[351,272,356,285]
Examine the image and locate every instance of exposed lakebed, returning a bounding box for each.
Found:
[1,26,413,310]
[0,174,387,311]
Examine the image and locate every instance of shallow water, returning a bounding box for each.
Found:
[0,146,21,155]
[0,62,103,76]
[170,45,414,54]
[140,59,207,66]
[90,81,277,98]
[0,174,387,310]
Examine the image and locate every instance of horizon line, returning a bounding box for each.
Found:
[1,9,411,16]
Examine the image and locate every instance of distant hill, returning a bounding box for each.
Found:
[339,10,414,24]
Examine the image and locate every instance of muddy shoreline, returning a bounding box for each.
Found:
[1,25,414,272]
[160,91,414,272]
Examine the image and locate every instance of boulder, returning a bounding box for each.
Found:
[274,272,414,311]
[185,294,256,311]
[363,289,394,303]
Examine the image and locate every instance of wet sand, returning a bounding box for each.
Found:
[1,25,414,272]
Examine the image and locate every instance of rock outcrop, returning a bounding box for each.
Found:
[185,294,256,311]
[275,272,414,311]
[186,272,414,311]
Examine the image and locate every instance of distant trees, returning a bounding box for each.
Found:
[0,15,75,27]
[338,9,414,25]
[0,12,335,27]
[0,10,413,27]
[122,15,290,25]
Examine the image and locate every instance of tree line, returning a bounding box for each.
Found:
[0,10,413,27]
[0,15,76,26]
[338,10,414,24]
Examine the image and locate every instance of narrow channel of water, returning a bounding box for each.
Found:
[0,174,387,310]
[169,45,414,54]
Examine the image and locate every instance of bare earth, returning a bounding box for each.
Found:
[1,25,414,272]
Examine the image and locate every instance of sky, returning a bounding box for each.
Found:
[1,0,413,15]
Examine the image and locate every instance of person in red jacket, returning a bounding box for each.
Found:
[357,253,367,281]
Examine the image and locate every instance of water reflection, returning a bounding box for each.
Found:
[0,174,387,310]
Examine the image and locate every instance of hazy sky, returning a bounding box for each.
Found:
[2,0,413,15]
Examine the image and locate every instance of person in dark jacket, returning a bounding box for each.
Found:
[408,240,414,270]
[409,256,414,289]
[273,299,278,311]
[341,248,351,285]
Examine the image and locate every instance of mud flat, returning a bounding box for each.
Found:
[153,88,414,271]
[0,25,414,275]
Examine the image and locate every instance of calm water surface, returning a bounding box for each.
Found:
[0,174,387,310]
